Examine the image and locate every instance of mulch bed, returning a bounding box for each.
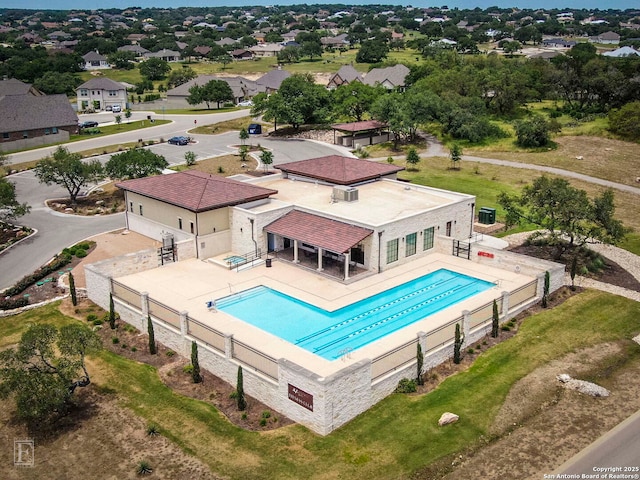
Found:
[509,244,640,292]
[72,299,293,432]
[47,189,125,216]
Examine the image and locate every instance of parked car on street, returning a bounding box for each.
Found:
[168,136,190,145]
[238,100,253,107]
[112,105,122,113]
[78,121,99,128]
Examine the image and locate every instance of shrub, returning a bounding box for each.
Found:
[262,411,271,419]
[3,253,71,297]
[260,418,267,427]
[241,412,247,420]
[395,378,417,393]
[87,314,98,322]
[467,348,475,354]
[136,460,153,475]
[0,297,29,310]
[146,424,160,436]
[166,350,175,357]
[75,249,88,258]
[112,337,119,344]
[183,364,194,374]
[131,346,137,352]
[501,325,511,331]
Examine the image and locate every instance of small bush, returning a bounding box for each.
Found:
[136,460,153,475]
[467,348,475,354]
[146,424,160,436]
[112,337,120,344]
[121,344,128,349]
[166,350,175,357]
[87,314,98,322]
[241,412,247,420]
[217,166,225,173]
[259,418,267,427]
[501,325,511,331]
[92,319,103,326]
[182,364,194,374]
[229,391,238,399]
[262,411,271,419]
[395,378,417,393]
[75,249,88,258]
[131,346,137,352]
[0,297,29,310]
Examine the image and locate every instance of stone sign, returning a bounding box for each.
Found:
[288,384,313,411]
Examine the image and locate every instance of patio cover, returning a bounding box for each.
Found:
[265,210,373,254]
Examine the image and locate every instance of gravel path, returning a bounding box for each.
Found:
[503,232,640,302]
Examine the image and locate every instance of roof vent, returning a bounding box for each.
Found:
[332,185,358,202]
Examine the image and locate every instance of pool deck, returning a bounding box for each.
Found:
[116,253,534,377]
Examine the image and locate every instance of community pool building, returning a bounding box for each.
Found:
[86,155,564,435]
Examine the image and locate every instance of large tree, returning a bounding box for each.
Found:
[608,101,640,141]
[105,148,168,180]
[0,177,30,224]
[498,176,627,258]
[139,57,171,80]
[187,80,234,109]
[34,146,105,203]
[0,323,101,424]
[356,39,389,63]
[332,82,383,122]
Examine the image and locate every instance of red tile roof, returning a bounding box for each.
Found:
[275,155,404,185]
[116,170,278,212]
[265,210,373,254]
[331,120,387,132]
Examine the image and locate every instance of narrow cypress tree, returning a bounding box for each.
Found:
[236,366,246,411]
[453,323,462,364]
[416,343,424,386]
[542,271,550,308]
[147,315,157,354]
[491,299,500,338]
[69,272,77,306]
[108,294,116,329]
[191,341,202,383]
[570,255,578,291]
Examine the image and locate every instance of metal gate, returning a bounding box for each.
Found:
[452,240,471,260]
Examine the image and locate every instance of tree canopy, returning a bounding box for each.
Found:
[498,176,627,258]
[0,177,30,224]
[0,323,102,425]
[187,79,234,109]
[139,57,171,80]
[105,148,168,180]
[34,146,105,203]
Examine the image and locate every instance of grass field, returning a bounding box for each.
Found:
[1,290,639,479]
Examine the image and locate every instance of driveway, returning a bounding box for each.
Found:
[0,117,351,291]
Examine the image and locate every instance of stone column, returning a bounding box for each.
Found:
[293,239,299,263]
[462,310,470,343]
[179,311,188,336]
[140,291,149,331]
[501,291,510,320]
[224,333,233,360]
[317,247,324,272]
[344,252,350,281]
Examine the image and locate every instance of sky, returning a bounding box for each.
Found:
[2,0,637,12]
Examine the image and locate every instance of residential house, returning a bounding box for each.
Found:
[193,45,212,58]
[0,93,78,152]
[76,77,127,112]
[541,37,576,48]
[118,44,150,57]
[0,78,43,97]
[144,49,181,62]
[327,64,363,89]
[82,51,110,70]
[230,48,254,60]
[363,64,410,90]
[256,69,291,94]
[249,43,284,57]
[165,75,261,108]
[321,33,350,48]
[126,33,148,44]
[590,31,621,44]
[602,46,640,57]
[215,37,236,47]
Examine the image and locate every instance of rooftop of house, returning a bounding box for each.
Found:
[363,64,410,88]
[77,77,126,90]
[0,94,78,131]
[0,78,40,96]
[116,170,278,213]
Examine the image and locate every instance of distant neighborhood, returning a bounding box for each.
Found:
[1,5,639,151]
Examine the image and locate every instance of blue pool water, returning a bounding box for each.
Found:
[217,269,494,360]
[224,255,246,265]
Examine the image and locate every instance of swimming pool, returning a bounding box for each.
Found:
[216,269,494,360]
[224,255,246,265]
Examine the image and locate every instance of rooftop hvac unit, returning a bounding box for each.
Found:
[332,185,359,202]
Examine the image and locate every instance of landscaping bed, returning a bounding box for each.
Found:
[0,223,33,253]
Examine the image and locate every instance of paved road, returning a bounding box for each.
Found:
[553,408,640,475]
[0,114,351,291]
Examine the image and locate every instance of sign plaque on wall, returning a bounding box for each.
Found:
[288,384,313,411]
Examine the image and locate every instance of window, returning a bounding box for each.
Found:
[22,131,28,138]
[446,221,452,237]
[386,238,399,264]
[139,204,143,216]
[129,202,133,213]
[423,227,434,250]
[406,232,417,256]
[108,90,118,97]
[79,89,88,96]
[178,218,183,230]
[2,133,8,139]
[52,127,58,134]
[44,128,50,135]
[190,222,194,234]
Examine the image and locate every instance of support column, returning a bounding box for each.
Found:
[293,239,299,263]
[179,311,188,336]
[224,333,233,360]
[343,252,350,281]
[140,292,149,331]
[462,310,470,343]
[317,247,324,272]
[501,291,510,321]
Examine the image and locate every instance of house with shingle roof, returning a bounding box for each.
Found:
[82,51,110,70]
[327,64,363,89]
[165,75,261,108]
[115,155,475,282]
[256,69,291,93]
[0,93,78,152]
[363,64,410,90]
[76,77,127,112]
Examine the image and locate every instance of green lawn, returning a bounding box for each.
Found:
[2,291,639,479]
